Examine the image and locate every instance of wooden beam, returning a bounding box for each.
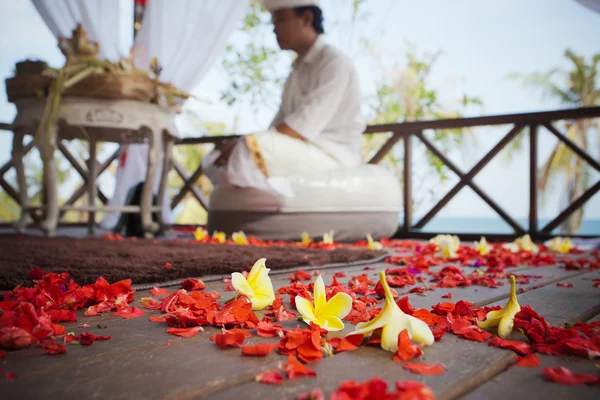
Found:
[542,122,600,172]
[413,125,524,231]
[363,106,600,136]
[403,134,412,231]
[170,161,206,209]
[57,149,119,220]
[0,141,35,177]
[368,132,404,164]
[0,175,20,204]
[540,180,600,233]
[57,140,108,204]
[175,134,240,146]
[171,160,209,210]
[529,124,538,236]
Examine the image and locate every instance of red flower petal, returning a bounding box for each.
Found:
[29,267,44,280]
[163,263,173,269]
[110,306,145,319]
[556,283,574,288]
[46,309,77,323]
[489,336,533,356]
[335,334,363,353]
[166,326,204,338]
[396,296,415,315]
[41,340,67,355]
[542,366,600,385]
[257,317,285,338]
[5,371,18,382]
[284,355,317,380]
[395,380,436,399]
[210,328,252,349]
[242,343,277,357]
[442,292,453,299]
[181,279,205,291]
[297,389,325,400]
[515,354,540,367]
[0,327,38,349]
[403,362,445,375]
[412,309,439,327]
[139,297,162,310]
[150,287,171,297]
[393,330,423,362]
[256,370,284,384]
[79,332,111,345]
[432,302,455,315]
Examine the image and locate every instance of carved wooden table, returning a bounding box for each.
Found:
[10,96,177,238]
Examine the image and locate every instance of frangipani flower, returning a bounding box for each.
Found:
[194,227,208,241]
[545,237,574,253]
[323,230,334,245]
[232,231,249,245]
[477,275,520,338]
[503,234,539,254]
[212,231,226,244]
[366,234,383,250]
[231,258,275,310]
[349,271,434,352]
[295,275,352,331]
[430,234,460,258]
[301,232,312,246]
[474,236,492,255]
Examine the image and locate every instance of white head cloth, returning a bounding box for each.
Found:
[261,0,321,13]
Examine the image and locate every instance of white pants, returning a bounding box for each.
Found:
[203,131,342,197]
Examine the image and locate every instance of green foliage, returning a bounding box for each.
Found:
[220,1,288,112]
[510,49,600,233]
[365,44,482,183]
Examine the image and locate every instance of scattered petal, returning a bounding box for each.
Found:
[150,287,171,297]
[556,282,574,288]
[256,370,284,384]
[242,343,277,357]
[542,366,600,385]
[515,354,540,367]
[403,362,445,375]
[167,327,204,338]
[5,371,18,382]
[489,336,532,356]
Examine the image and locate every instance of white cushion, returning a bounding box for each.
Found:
[208,164,401,213]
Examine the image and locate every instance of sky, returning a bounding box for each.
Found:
[0,0,599,228]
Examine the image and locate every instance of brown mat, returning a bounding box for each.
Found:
[0,236,386,290]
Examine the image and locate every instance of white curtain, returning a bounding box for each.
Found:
[31,0,132,61]
[100,0,248,230]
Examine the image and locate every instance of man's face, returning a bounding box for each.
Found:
[271,8,310,50]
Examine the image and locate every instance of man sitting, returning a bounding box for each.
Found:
[203,0,365,196]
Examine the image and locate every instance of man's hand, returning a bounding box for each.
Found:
[275,123,306,141]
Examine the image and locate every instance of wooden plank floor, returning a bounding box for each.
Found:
[0,247,598,399]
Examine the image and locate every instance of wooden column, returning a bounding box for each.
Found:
[403,134,413,232]
[87,137,97,234]
[529,124,538,238]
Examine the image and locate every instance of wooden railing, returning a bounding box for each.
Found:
[1,107,600,240]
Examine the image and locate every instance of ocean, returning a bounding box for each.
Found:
[411,217,600,236]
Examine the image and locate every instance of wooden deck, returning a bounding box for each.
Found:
[0,247,599,399]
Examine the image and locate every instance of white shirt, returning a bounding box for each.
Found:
[269,36,365,167]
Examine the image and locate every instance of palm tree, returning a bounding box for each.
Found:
[514,49,600,233]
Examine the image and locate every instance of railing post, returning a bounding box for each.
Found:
[403,134,413,232]
[529,124,538,239]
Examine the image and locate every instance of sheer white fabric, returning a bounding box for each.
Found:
[31,0,132,61]
[576,0,600,13]
[101,0,248,229]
